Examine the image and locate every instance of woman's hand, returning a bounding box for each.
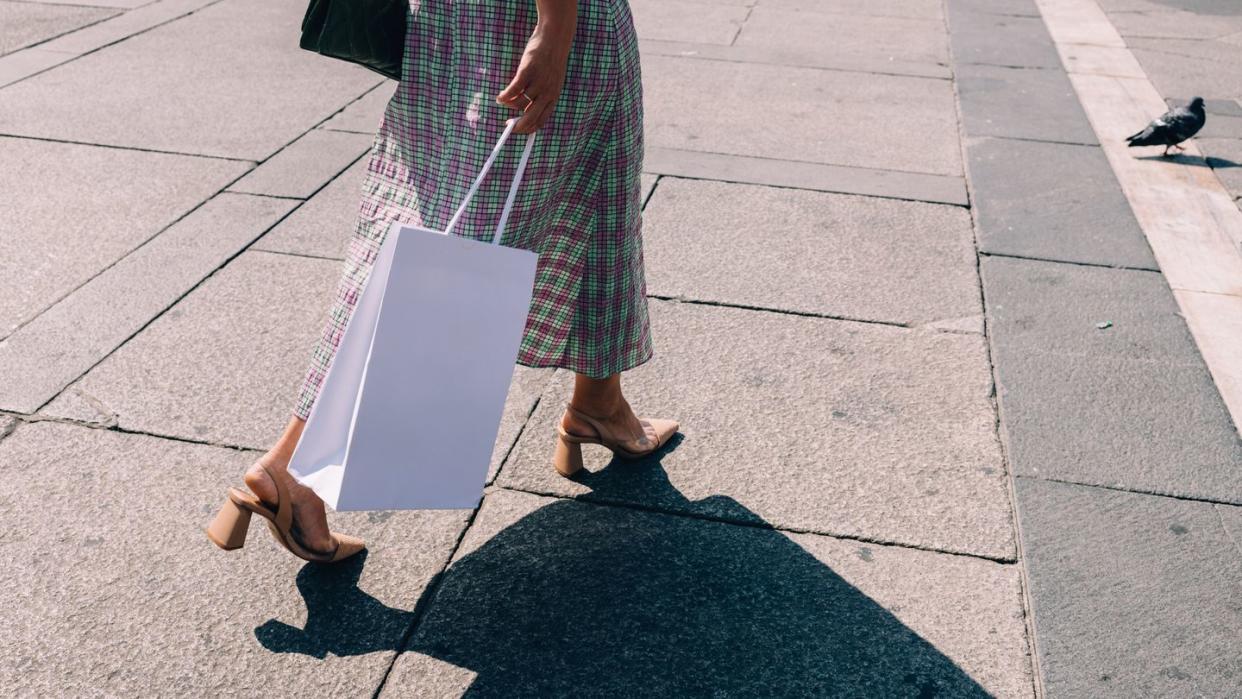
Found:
[496,1,577,134]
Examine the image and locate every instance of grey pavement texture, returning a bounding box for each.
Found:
[499,300,1015,560]
[0,1,116,55]
[955,62,1099,145]
[642,179,981,325]
[965,137,1158,270]
[642,53,964,176]
[983,256,1242,502]
[0,0,381,159]
[1015,478,1242,697]
[0,135,248,338]
[950,3,1242,697]
[384,488,1033,697]
[0,420,470,696]
[0,193,296,414]
[4,0,1239,694]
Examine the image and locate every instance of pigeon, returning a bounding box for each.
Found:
[1126,96,1206,156]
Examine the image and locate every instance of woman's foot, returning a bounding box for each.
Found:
[242,453,335,555]
[551,373,679,479]
[561,394,657,448]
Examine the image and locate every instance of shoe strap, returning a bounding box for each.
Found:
[262,462,293,533]
[564,403,651,451]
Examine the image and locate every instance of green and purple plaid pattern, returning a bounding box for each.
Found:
[294,0,651,420]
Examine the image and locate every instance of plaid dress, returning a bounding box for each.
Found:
[293,0,651,420]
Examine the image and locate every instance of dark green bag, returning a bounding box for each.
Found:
[299,0,407,82]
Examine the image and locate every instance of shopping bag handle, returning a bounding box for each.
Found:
[442,118,537,246]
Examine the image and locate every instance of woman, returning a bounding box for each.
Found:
[206,0,678,563]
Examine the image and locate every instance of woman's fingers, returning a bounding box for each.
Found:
[513,97,553,134]
[496,66,532,106]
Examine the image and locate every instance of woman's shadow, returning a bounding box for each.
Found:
[257,445,989,697]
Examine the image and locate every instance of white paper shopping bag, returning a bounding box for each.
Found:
[287,119,539,511]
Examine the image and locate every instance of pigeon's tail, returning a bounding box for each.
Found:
[1126,129,1157,147]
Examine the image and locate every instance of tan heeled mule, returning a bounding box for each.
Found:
[552,403,679,476]
[206,462,365,563]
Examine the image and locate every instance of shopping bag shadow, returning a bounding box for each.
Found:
[259,449,989,696]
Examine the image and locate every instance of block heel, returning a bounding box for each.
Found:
[206,495,252,550]
[553,430,585,477]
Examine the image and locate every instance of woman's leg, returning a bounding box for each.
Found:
[240,415,333,553]
[562,372,647,441]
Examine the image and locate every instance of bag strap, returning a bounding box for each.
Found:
[442,117,538,246]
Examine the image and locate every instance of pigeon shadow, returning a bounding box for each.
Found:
[258,452,990,696]
[1132,153,1240,169]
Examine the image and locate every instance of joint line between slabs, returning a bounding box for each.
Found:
[1013,474,1242,508]
[945,8,1045,693]
[646,295,912,329]
[493,483,1019,565]
[0,132,255,163]
[645,49,952,82]
[370,499,486,699]
[978,250,1161,273]
[646,172,969,208]
[486,388,548,487]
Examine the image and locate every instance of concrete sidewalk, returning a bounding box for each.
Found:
[0,0,1237,696]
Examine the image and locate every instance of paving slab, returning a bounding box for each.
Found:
[1127,36,1242,68]
[1108,8,1242,39]
[0,135,249,339]
[734,7,948,70]
[1202,98,1242,117]
[1219,503,1242,553]
[643,54,963,176]
[644,147,968,205]
[40,250,342,440]
[0,0,116,55]
[630,0,748,45]
[0,193,295,414]
[254,158,370,259]
[983,257,1242,503]
[966,137,1158,269]
[319,81,394,134]
[32,0,219,55]
[257,165,654,260]
[1201,142,1242,198]
[1198,114,1242,140]
[0,46,74,86]
[951,0,1041,16]
[30,0,149,7]
[1014,478,1242,697]
[229,129,373,200]
[638,38,952,80]
[499,300,1015,559]
[947,1,1061,69]
[0,0,383,160]
[44,250,544,481]
[955,62,1099,145]
[1130,47,1242,101]
[642,179,980,326]
[760,0,941,19]
[385,488,1032,697]
[486,367,556,484]
[0,420,469,697]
